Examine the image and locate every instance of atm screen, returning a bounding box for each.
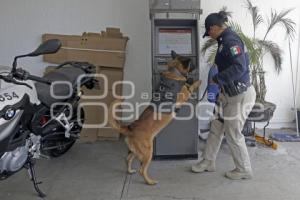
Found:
[158,28,192,55]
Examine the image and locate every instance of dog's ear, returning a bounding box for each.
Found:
[179,57,191,69]
[171,50,177,59]
[178,57,196,72]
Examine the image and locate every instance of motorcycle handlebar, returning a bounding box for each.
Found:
[27,74,52,85]
[13,68,52,85]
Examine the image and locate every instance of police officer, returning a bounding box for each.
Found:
[191,11,256,180]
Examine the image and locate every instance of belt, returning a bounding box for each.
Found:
[223,81,250,97]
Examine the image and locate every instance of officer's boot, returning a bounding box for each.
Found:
[191,159,216,173]
[225,168,253,180]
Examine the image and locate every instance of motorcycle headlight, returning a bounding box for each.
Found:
[4,108,16,120]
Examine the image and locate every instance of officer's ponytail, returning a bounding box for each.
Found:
[204,11,230,31]
[218,11,229,23]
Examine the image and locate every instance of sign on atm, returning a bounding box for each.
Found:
[158,29,192,55]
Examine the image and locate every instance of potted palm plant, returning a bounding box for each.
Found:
[201,0,296,124]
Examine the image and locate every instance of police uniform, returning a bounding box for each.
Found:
[192,27,256,179]
[213,28,251,93]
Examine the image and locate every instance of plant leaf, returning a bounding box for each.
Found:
[264,8,296,40]
[245,0,263,37]
[201,38,217,55]
[219,6,233,18]
[257,40,283,73]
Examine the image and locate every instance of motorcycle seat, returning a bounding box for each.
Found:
[35,66,86,107]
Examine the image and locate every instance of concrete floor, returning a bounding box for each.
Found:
[1,131,300,200]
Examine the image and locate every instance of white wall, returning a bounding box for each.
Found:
[0,0,299,128]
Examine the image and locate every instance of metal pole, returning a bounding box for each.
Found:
[288,39,299,137]
[295,15,300,136]
[296,15,300,103]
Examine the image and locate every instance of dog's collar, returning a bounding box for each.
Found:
[175,63,193,86]
[185,83,193,94]
[174,82,193,114]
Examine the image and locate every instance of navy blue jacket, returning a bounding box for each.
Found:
[213,28,250,87]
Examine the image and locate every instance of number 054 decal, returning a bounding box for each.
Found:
[0,92,19,102]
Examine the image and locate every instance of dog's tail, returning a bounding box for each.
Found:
[108,99,131,136]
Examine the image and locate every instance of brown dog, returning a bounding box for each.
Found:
[108,51,201,185]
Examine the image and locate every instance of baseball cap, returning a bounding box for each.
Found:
[203,12,228,38]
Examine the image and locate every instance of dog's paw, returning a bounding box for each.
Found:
[146,180,158,185]
[128,169,137,174]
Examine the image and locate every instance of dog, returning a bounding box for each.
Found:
[108,51,201,185]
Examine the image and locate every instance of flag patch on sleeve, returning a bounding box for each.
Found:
[230,45,242,56]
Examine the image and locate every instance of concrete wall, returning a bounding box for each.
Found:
[0,0,299,128]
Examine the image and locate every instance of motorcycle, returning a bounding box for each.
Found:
[0,39,96,197]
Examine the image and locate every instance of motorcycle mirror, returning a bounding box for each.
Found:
[27,39,61,57]
[12,39,62,73]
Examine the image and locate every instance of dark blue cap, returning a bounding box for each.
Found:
[203,13,224,38]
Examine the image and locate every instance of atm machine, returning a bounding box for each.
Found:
[149,0,202,159]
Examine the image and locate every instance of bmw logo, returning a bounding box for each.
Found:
[4,108,16,120]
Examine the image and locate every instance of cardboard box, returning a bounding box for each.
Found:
[79,112,121,142]
[80,102,106,125]
[42,28,129,68]
[80,89,111,119]
[44,66,57,75]
[81,87,120,104]
[79,88,122,141]
[98,128,120,140]
[105,27,123,38]
[96,66,123,93]
[82,32,101,37]
[43,33,128,51]
[79,128,98,143]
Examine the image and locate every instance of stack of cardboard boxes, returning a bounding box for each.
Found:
[42,28,129,142]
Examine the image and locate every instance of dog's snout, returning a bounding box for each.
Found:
[186,77,194,85]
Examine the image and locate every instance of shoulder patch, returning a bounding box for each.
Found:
[230,45,242,56]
